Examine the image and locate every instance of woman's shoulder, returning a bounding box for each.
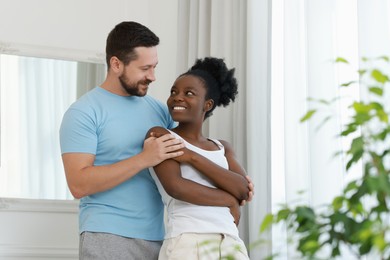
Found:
[145,126,171,139]
[217,139,234,153]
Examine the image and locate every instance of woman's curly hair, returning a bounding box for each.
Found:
[183,57,238,119]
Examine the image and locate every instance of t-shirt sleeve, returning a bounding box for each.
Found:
[146,95,177,129]
[158,99,176,129]
[59,107,98,155]
[167,114,177,129]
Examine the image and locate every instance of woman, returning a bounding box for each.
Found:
[147,57,251,260]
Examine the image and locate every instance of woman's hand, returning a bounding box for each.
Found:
[240,175,254,206]
[170,147,194,163]
[229,201,241,226]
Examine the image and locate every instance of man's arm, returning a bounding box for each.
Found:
[62,133,184,199]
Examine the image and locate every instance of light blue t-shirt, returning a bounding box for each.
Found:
[59,86,175,240]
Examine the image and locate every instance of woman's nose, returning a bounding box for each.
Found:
[173,93,184,102]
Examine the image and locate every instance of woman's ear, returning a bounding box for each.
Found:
[204,99,214,112]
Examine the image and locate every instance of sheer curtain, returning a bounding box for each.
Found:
[270,0,390,259]
[177,0,390,259]
[177,1,271,259]
[0,55,77,199]
[0,55,105,200]
[270,0,358,258]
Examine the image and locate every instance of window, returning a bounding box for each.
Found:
[0,54,105,200]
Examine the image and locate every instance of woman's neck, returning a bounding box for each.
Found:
[173,124,204,141]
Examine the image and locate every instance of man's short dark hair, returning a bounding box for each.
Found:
[105,21,160,68]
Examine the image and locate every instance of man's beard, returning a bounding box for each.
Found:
[119,74,151,96]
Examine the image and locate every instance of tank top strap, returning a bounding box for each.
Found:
[168,129,225,152]
[208,138,225,151]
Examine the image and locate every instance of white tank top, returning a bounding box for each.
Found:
[149,130,240,239]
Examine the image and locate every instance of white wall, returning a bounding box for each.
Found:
[0,0,178,102]
[0,0,179,259]
[0,198,79,259]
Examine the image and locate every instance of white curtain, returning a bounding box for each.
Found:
[0,55,105,200]
[270,0,390,259]
[177,1,271,259]
[0,55,77,199]
[177,0,390,259]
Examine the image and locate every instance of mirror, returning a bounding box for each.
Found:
[0,53,106,200]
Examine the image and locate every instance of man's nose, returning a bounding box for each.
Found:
[146,68,156,82]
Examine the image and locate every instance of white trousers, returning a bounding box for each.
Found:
[159,233,250,260]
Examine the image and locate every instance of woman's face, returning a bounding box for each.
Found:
[167,75,212,123]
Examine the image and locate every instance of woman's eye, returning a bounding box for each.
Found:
[186,91,194,96]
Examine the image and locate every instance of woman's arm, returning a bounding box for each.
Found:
[152,150,241,225]
[172,140,251,202]
[147,126,252,203]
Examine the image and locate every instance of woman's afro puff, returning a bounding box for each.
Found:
[189,57,238,107]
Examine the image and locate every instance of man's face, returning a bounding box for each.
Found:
[119,46,158,96]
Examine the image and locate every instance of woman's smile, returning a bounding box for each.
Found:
[172,106,187,110]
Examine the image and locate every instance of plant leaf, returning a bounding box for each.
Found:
[335,57,349,64]
[377,55,389,62]
[300,109,317,122]
[346,136,364,170]
[260,213,274,233]
[341,123,358,136]
[371,69,389,83]
[276,208,291,222]
[349,136,364,154]
[340,81,355,87]
[358,69,367,76]
[332,196,344,211]
[368,86,383,96]
[373,235,386,251]
[344,180,358,193]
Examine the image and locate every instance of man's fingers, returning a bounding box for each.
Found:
[149,131,164,138]
[165,139,184,148]
[158,135,185,152]
[168,143,185,151]
[165,151,184,158]
[155,134,185,159]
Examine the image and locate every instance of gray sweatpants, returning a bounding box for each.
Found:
[80,232,162,260]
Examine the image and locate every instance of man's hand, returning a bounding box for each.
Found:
[143,133,184,167]
[150,132,194,164]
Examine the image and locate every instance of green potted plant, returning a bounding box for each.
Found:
[260,56,390,259]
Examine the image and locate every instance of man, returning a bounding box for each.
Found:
[60,21,184,259]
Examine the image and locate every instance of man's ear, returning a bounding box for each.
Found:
[204,99,214,112]
[110,56,122,73]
